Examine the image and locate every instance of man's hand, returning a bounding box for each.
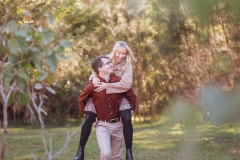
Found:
[131,110,133,116]
[94,83,107,92]
[92,77,101,85]
[92,117,98,127]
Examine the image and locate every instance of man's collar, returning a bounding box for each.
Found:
[97,75,106,82]
[97,74,120,83]
[109,74,121,82]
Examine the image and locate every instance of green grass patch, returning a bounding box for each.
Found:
[1,119,240,160]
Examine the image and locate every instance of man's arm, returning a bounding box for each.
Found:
[78,83,94,114]
[125,88,137,110]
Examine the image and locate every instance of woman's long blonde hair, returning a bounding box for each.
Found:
[107,41,136,77]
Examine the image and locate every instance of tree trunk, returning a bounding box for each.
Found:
[0,102,8,160]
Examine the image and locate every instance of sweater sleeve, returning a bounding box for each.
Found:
[125,88,137,110]
[106,64,133,94]
[78,83,94,114]
[89,70,98,82]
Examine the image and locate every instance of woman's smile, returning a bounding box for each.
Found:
[115,50,127,63]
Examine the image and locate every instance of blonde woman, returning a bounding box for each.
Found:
[74,41,136,160]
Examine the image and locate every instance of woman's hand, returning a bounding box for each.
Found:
[94,83,107,92]
[92,117,98,127]
[92,77,100,85]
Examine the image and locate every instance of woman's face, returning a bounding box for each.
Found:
[114,49,127,63]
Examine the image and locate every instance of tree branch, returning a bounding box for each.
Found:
[6,81,15,102]
[27,104,38,125]
[13,58,32,67]
[27,83,50,158]
[51,124,83,159]
[0,8,9,43]
[0,85,6,103]
[26,82,83,160]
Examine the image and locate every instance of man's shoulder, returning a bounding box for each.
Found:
[84,82,95,91]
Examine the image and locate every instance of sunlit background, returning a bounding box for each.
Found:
[1,0,240,159]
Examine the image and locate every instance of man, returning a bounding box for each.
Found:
[78,56,136,160]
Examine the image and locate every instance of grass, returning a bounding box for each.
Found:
[2,118,240,160]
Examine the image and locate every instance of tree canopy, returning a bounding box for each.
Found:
[1,0,240,126]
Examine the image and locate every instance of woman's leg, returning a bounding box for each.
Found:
[120,109,134,160]
[119,98,134,160]
[119,109,133,149]
[80,111,96,146]
[74,111,96,160]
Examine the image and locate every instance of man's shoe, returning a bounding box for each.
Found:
[126,149,133,160]
[74,146,84,160]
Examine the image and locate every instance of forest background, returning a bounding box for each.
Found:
[2,0,240,122]
[0,0,240,159]
[1,0,240,130]
[1,0,240,159]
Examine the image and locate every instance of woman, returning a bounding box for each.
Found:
[74,41,136,160]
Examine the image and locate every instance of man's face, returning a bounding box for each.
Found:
[99,58,113,74]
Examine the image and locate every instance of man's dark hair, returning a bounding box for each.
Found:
[91,56,109,74]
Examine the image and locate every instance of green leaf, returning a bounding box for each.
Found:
[56,46,65,54]
[16,79,26,93]
[38,71,48,81]
[7,38,19,55]
[5,20,17,34]
[19,56,32,68]
[46,48,53,56]
[49,15,54,24]
[34,83,43,90]
[45,12,54,24]
[47,77,53,84]
[17,37,28,54]
[7,94,14,106]
[59,39,71,47]
[15,27,28,38]
[25,35,32,42]
[15,92,29,106]
[79,25,86,33]
[41,29,55,44]
[7,56,18,63]
[58,54,67,60]
[3,62,12,68]
[29,68,39,79]
[17,70,29,80]
[3,75,13,92]
[3,73,13,84]
[32,48,42,63]
[34,62,44,71]
[46,54,58,73]
[40,48,53,57]
[46,86,56,94]
[0,46,9,55]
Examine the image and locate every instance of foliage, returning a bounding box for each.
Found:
[1,0,240,158]
[40,0,240,120]
[0,0,70,159]
[2,0,240,123]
